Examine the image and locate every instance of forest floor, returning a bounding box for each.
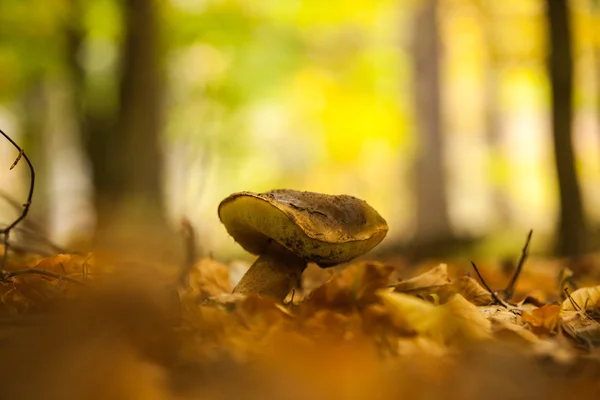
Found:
[1,231,600,400]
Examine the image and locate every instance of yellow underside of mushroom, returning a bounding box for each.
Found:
[218,192,388,267]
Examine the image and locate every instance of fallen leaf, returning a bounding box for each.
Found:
[32,253,95,278]
[395,336,448,357]
[561,285,600,311]
[378,291,491,345]
[392,264,451,294]
[186,258,232,300]
[301,309,362,342]
[202,292,247,308]
[304,262,394,310]
[516,295,545,308]
[522,305,561,336]
[570,322,600,345]
[454,276,493,306]
[531,339,575,364]
[490,317,540,344]
[561,310,600,346]
[478,306,520,325]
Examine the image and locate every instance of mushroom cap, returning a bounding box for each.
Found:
[218,189,388,267]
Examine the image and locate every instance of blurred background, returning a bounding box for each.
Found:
[0,0,598,263]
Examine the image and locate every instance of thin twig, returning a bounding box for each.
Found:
[564,287,580,311]
[502,229,533,300]
[0,192,66,254]
[470,261,506,307]
[0,128,35,271]
[1,268,85,285]
[0,190,72,255]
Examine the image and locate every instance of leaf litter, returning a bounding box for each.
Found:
[2,238,600,399]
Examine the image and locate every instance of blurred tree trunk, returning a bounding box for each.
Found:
[411,0,452,243]
[66,0,179,261]
[63,0,113,248]
[546,0,588,256]
[94,0,173,259]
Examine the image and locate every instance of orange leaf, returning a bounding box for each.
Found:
[521,305,561,335]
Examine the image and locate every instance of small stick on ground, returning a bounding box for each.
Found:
[0,128,35,273]
[179,218,197,288]
[1,268,85,285]
[502,229,533,301]
[564,287,581,311]
[470,261,506,307]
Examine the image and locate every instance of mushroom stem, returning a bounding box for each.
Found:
[233,240,306,302]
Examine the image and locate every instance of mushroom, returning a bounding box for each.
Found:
[218,189,388,301]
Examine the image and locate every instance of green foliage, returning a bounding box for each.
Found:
[0,0,66,98]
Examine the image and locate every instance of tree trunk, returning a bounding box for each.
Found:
[62,0,114,248]
[81,0,178,262]
[546,0,588,256]
[411,0,452,243]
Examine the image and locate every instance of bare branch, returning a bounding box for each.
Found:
[0,190,71,255]
[502,229,533,300]
[0,128,36,271]
[564,287,581,311]
[470,261,506,307]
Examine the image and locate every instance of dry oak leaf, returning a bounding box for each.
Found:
[186,258,232,299]
[201,293,247,309]
[454,276,493,306]
[301,309,363,342]
[360,303,415,337]
[34,254,78,275]
[569,321,600,346]
[304,261,394,310]
[378,291,491,345]
[395,336,449,357]
[478,306,520,325]
[489,317,540,345]
[561,310,600,346]
[32,253,95,278]
[392,264,451,294]
[521,304,561,336]
[11,277,62,304]
[561,285,600,311]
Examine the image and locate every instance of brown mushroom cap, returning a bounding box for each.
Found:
[218,189,388,267]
